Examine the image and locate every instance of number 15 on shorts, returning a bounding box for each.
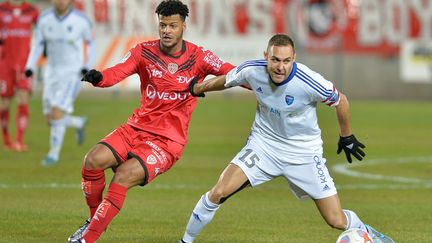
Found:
[238,148,260,168]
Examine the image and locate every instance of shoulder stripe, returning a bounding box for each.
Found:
[296,73,329,97]
[178,53,196,72]
[237,59,266,70]
[141,48,167,67]
[297,68,332,93]
[296,68,332,96]
[236,59,267,74]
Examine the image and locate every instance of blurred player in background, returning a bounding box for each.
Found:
[0,0,38,151]
[67,1,235,242]
[180,34,394,243]
[25,0,94,166]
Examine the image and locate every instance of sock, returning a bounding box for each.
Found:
[343,209,367,231]
[47,118,66,160]
[182,192,220,243]
[83,183,127,243]
[82,167,106,218]
[64,114,85,128]
[0,109,10,144]
[16,104,29,143]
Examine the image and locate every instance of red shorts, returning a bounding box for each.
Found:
[100,124,185,185]
[0,65,31,97]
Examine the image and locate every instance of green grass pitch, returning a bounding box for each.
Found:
[1,92,431,242]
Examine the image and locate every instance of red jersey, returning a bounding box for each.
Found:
[0,1,38,68]
[98,40,235,145]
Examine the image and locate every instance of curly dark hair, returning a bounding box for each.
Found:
[155,0,189,21]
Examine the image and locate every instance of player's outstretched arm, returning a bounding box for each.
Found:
[189,75,227,97]
[335,92,366,163]
[81,69,103,86]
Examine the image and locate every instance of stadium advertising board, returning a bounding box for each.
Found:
[74,0,432,88]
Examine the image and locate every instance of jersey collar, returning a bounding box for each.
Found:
[160,40,186,58]
[55,7,73,21]
[271,62,297,86]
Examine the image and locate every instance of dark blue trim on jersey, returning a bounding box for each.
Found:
[236,59,267,74]
[296,68,332,97]
[272,62,297,86]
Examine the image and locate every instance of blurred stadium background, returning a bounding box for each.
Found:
[1,0,432,242]
[23,0,432,99]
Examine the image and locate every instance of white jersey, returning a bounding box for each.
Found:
[225,60,340,157]
[25,7,94,73]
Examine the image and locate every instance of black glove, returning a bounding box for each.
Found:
[188,76,205,97]
[81,68,89,76]
[337,134,366,163]
[24,69,33,78]
[81,69,102,85]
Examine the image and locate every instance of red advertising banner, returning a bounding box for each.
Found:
[79,0,431,56]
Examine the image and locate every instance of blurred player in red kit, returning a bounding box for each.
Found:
[67,1,235,242]
[0,0,38,151]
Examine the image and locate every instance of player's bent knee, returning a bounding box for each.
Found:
[83,150,106,169]
[208,188,226,204]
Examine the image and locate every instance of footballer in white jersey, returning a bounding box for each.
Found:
[24,0,95,167]
[180,34,394,243]
[26,6,94,114]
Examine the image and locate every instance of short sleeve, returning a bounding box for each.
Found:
[225,66,247,87]
[225,59,265,88]
[198,46,235,76]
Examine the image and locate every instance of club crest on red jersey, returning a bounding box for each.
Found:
[168,63,178,74]
[13,8,22,16]
[146,154,157,165]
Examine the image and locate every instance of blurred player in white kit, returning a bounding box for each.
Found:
[25,0,94,166]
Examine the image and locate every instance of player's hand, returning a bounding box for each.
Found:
[81,68,89,76]
[337,134,366,163]
[81,69,102,85]
[24,69,33,78]
[188,76,205,97]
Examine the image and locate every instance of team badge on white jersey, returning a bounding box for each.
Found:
[285,95,294,105]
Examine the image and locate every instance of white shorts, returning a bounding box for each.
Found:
[42,68,82,115]
[231,136,337,200]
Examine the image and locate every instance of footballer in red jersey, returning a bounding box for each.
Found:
[67,1,235,242]
[0,0,38,151]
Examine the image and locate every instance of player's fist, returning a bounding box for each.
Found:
[337,134,366,163]
[81,69,102,85]
[188,76,205,97]
[81,68,89,76]
[24,69,33,78]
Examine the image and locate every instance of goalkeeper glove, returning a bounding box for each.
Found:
[24,69,33,78]
[81,69,102,85]
[188,76,205,97]
[337,134,366,163]
[81,68,89,76]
